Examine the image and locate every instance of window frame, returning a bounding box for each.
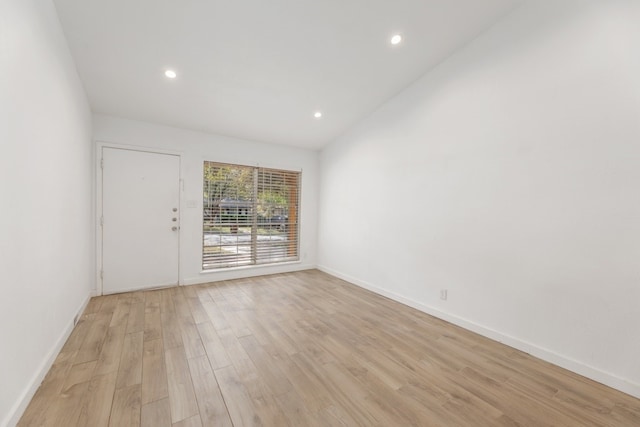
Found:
[202,161,301,270]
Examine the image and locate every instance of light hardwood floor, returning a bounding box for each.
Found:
[18,270,640,426]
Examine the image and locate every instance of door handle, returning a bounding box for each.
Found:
[171,226,178,231]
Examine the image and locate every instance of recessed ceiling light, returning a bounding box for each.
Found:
[164,69,177,79]
[314,111,322,119]
[391,34,402,45]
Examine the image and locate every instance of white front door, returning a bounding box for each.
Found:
[101,147,180,294]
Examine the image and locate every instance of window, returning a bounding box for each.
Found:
[203,162,300,269]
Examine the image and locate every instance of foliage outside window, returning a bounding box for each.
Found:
[203,162,300,269]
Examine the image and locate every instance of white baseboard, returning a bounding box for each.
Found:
[3,292,93,427]
[317,265,640,400]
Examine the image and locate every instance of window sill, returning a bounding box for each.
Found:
[199,259,302,275]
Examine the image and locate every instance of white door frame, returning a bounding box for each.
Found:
[96,141,184,295]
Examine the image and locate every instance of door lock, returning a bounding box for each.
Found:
[171,226,178,231]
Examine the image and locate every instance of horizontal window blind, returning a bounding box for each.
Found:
[203,161,300,270]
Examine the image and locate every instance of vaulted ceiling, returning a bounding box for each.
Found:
[53,0,519,149]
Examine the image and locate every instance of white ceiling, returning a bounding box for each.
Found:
[53,0,519,150]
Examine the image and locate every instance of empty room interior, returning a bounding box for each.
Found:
[2,0,640,425]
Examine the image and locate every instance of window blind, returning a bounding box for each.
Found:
[203,162,300,269]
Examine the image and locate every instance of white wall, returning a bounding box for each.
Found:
[318,0,640,398]
[93,114,319,287]
[0,1,94,425]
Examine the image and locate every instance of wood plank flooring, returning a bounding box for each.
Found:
[18,270,640,426]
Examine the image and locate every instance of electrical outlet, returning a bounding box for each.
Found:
[440,289,448,300]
